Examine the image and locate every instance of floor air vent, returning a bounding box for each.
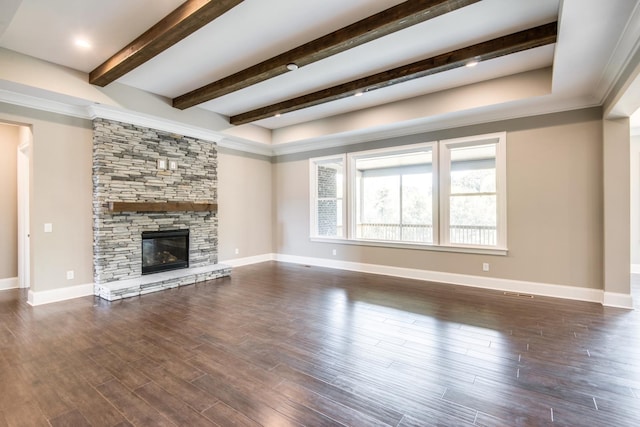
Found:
[503,292,534,298]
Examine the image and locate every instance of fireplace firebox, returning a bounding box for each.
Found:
[142,229,189,275]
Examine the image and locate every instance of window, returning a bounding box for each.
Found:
[310,155,345,238]
[352,144,435,243]
[440,134,506,249]
[310,132,506,252]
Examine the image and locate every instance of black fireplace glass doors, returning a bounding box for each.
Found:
[142,229,189,274]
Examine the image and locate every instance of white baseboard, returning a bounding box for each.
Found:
[21,254,635,309]
[603,292,635,309]
[221,253,275,268]
[274,254,628,308]
[631,264,640,274]
[0,277,18,291]
[28,283,94,306]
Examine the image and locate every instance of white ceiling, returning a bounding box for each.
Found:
[0,0,639,142]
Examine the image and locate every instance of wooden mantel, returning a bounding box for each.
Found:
[108,201,217,213]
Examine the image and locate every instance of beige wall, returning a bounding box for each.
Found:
[603,118,631,295]
[0,101,607,295]
[0,124,19,279]
[0,103,94,292]
[218,148,273,261]
[274,109,604,289]
[631,135,640,266]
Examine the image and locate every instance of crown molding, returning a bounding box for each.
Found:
[217,136,274,156]
[596,1,640,105]
[89,105,274,156]
[87,104,220,142]
[0,86,604,159]
[0,88,275,156]
[0,88,90,119]
[270,96,599,156]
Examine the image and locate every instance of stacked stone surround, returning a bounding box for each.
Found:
[92,118,228,298]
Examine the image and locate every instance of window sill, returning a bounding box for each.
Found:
[309,237,508,256]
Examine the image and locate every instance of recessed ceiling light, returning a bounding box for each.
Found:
[354,91,364,97]
[286,63,298,71]
[275,113,281,117]
[74,38,92,49]
[465,59,479,68]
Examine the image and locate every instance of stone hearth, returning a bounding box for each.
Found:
[95,264,231,301]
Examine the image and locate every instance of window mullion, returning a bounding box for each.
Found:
[432,142,439,245]
[438,141,451,246]
[399,173,403,241]
[347,154,354,240]
[496,134,507,248]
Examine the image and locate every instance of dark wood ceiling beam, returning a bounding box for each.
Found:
[89,0,244,87]
[229,22,557,126]
[172,0,481,109]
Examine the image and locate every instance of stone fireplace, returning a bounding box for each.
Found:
[92,118,230,300]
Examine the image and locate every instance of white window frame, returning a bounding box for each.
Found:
[309,132,508,255]
[347,142,438,244]
[309,154,347,239]
[439,132,507,250]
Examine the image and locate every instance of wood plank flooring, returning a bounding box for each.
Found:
[1,261,639,426]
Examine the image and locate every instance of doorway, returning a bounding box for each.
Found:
[0,123,29,290]
[17,128,31,288]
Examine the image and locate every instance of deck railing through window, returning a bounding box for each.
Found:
[356,223,497,246]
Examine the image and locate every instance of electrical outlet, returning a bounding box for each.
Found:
[332,249,337,256]
[234,248,239,255]
[482,263,490,272]
[66,270,74,280]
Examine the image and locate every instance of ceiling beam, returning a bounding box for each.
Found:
[230,22,558,126]
[89,0,244,87]
[172,0,481,110]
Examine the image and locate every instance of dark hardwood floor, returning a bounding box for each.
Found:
[1,261,639,426]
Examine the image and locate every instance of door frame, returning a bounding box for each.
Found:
[17,128,31,289]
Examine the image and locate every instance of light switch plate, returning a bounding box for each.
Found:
[44,223,53,233]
